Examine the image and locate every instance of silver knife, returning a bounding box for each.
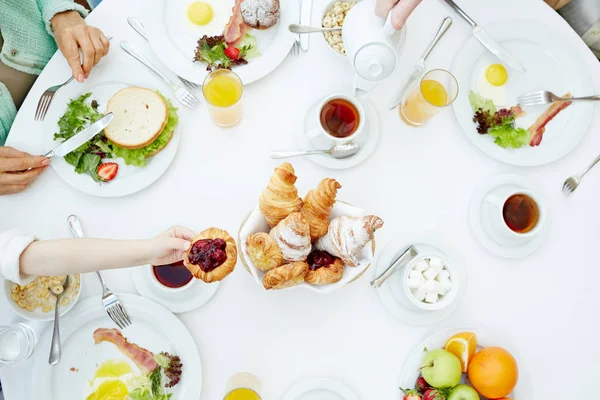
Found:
[442,0,525,73]
[44,113,113,158]
[299,0,312,51]
[388,17,452,109]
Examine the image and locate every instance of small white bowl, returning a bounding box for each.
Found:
[320,0,350,59]
[3,275,82,322]
[403,252,460,311]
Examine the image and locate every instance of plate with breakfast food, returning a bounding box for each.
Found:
[31,294,202,400]
[145,0,298,85]
[399,327,531,400]
[238,162,383,293]
[43,69,180,197]
[452,20,593,166]
[2,274,81,322]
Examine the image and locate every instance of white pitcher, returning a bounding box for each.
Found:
[342,0,405,92]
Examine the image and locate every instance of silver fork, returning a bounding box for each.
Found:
[120,40,200,109]
[127,17,199,91]
[518,90,600,107]
[34,76,74,121]
[562,154,600,197]
[67,215,131,329]
[289,40,300,57]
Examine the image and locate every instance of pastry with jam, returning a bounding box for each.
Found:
[304,250,344,285]
[185,228,237,283]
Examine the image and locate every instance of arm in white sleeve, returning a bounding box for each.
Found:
[0,229,36,285]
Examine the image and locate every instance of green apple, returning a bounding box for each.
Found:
[420,349,462,389]
[448,384,480,400]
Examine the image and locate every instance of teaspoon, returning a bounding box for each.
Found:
[48,276,70,365]
[270,142,360,160]
[288,24,342,34]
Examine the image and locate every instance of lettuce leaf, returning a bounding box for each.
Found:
[488,124,530,149]
[237,33,260,59]
[469,90,496,114]
[110,94,179,167]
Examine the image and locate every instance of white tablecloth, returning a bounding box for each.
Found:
[1,0,600,398]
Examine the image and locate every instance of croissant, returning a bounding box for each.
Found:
[262,262,309,290]
[302,178,341,241]
[315,215,384,267]
[305,251,345,285]
[270,212,312,262]
[259,162,303,228]
[246,232,283,272]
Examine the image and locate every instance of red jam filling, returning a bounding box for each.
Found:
[307,250,335,271]
[188,238,227,272]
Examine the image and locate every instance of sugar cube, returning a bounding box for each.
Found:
[408,277,423,289]
[434,281,449,296]
[409,270,423,280]
[439,278,452,290]
[425,291,438,303]
[423,267,439,281]
[436,270,450,281]
[411,287,427,301]
[428,257,444,272]
[413,260,428,271]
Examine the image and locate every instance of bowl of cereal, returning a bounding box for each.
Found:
[321,0,355,57]
[4,275,81,321]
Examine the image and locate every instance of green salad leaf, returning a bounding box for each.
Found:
[488,124,530,149]
[469,90,496,114]
[110,94,179,167]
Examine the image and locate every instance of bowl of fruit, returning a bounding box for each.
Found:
[399,327,530,400]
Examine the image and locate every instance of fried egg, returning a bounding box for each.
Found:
[477,63,508,106]
[84,360,139,400]
[185,0,232,38]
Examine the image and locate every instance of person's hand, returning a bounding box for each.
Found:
[0,147,49,195]
[51,10,110,83]
[147,226,195,266]
[376,0,422,30]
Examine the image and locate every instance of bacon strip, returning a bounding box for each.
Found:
[93,328,158,376]
[528,92,572,147]
[224,0,249,45]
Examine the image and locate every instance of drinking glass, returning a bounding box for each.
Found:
[399,69,459,127]
[223,372,261,399]
[0,323,36,367]
[202,69,244,128]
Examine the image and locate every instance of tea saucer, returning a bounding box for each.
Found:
[373,232,466,326]
[469,173,552,259]
[295,92,380,170]
[132,265,220,314]
[281,377,359,400]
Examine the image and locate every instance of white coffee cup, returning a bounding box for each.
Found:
[484,188,545,243]
[307,93,365,148]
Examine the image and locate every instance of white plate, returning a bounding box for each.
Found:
[373,232,466,326]
[398,326,531,399]
[42,71,180,197]
[296,91,380,170]
[145,0,298,85]
[282,378,359,400]
[452,20,593,166]
[132,265,220,313]
[30,294,202,400]
[469,173,552,259]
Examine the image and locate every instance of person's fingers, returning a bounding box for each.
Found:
[375,0,397,17]
[390,0,422,30]
[0,146,33,158]
[170,226,196,241]
[0,166,46,185]
[0,156,49,172]
[0,184,28,195]
[98,30,111,56]
[62,36,85,83]
[76,31,95,77]
[89,30,106,66]
[167,237,191,252]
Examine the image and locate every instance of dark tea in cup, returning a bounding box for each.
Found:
[502,193,540,234]
[319,98,360,138]
[152,260,193,289]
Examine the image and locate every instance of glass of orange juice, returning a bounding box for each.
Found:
[202,69,243,127]
[399,69,458,127]
[223,373,261,400]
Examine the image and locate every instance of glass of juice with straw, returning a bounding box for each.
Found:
[202,69,243,127]
[399,69,458,127]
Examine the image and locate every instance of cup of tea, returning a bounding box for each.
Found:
[307,93,365,147]
[149,261,194,293]
[484,189,545,243]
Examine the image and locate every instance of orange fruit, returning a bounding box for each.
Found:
[444,332,477,373]
[468,346,518,399]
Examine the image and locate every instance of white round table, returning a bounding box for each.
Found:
[1,0,600,398]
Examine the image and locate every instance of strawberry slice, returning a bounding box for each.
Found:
[224,46,241,60]
[97,162,118,182]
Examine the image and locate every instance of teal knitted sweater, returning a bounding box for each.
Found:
[0,0,88,145]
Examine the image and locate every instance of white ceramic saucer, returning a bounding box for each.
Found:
[373,232,466,326]
[132,265,219,314]
[294,90,380,170]
[469,173,552,259]
[281,378,359,400]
